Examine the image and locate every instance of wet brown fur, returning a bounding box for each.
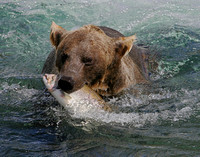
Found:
[42,22,150,96]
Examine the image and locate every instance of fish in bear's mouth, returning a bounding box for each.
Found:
[43,74,112,112]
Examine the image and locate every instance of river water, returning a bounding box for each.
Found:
[1,0,200,156]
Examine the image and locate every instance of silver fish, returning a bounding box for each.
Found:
[43,74,111,111]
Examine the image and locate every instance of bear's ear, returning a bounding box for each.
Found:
[50,21,68,48]
[114,35,136,57]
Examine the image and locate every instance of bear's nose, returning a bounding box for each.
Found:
[58,76,74,93]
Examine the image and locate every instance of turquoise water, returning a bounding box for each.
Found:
[1,0,200,156]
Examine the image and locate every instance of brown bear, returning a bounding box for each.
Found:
[42,22,151,96]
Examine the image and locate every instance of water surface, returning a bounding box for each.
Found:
[1,0,200,156]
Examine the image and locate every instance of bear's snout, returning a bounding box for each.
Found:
[58,76,75,93]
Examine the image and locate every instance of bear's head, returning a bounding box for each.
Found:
[50,22,136,94]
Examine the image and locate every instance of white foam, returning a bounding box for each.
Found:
[0,82,39,99]
[54,87,200,128]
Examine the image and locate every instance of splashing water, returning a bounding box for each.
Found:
[1,0,200,156]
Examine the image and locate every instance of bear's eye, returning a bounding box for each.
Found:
[61,53,69,64]
[82,57,93,66]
